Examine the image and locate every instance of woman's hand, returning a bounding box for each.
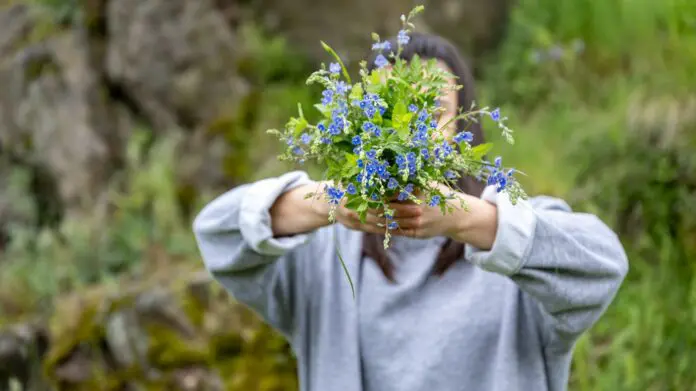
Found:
[388,184,499,250]
[334,198,424,235]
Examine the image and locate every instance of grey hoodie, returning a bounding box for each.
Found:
[193,171,628,391]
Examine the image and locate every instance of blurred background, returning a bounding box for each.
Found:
[0,0,694,390]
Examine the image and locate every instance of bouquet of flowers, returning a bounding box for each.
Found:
[268,5,526,250]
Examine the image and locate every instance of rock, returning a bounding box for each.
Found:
[0,4,34,59]
[0,29,133,219]
[106,0,249,131]
[0,322,49,391]
[246,0,512,68]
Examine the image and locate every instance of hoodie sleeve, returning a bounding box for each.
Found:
[465,186,629,351]
[192,171,327,340]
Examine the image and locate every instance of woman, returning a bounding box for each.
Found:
[193,33,628,391]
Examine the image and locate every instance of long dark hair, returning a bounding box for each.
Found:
[363,32,486,282]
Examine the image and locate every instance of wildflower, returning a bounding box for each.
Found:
[397,30,410,46]
[372,41,392,51]
[490,108,501,122]
[388,221,398,230]
[418,110,428,122]
[366,150,377,160]
[321,137,332,144]
[357,159,364,168]
[336,81,350,95]
[329,62,341,74]
[347,183,357,195]
[408,104,418,113]
[396,154,407,170]
[429,195,441,207]
[293,146,304,156]
[301,133,312,145]
[317,123,326,132]
[352,135,362,145]
[387,178,399,190]
[375,54,389,68]
[371,193,379,201]
[445,170,457,179]
[322,89,334,105]
[421,148,430,160]
[453,131,474,144]
[326,186,345,205]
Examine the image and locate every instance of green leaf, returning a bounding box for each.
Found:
[293,118,308,136]
[334,233,355,300]
[320,41,351,84]
[349,83,364,101]
[297,103,305,119]
[471,142,494,160]
[314,104,332,118]
[345,196,363,210]
[357,202,368,212]
[393,101,407,119]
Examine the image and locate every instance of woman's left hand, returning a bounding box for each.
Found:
[383,183,499,250]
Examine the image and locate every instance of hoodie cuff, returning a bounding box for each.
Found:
[239,171,315,256]
[465,186,537,276]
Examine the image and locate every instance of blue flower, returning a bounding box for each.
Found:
[329,62,341,74]
[417,110,428,122]
[372,41,392,51]
[397,30,410,46]
[404,183,414,193]
[428,195,441,207]
[362,121,375,133]
[300,133,312,145]
[286,138,294,146]
[453,131,474,144]
[494,156,502,168]
[421,148,430,160]
[371,193,379,201]
[353,146,362,154]
[336,81,350,95]
[366,149,377,160]
[352,135,362,145]
[445,170,457,179]
[328,124,341,136]
[318,123,327,132]
[373,126,382,137]
[365,107,377,118]
[406,152,416,163]
[347,183,357,195]
[397,191,409,201]
[292,146,304,156]
[388,221,398,230]
[366,161,378,177]
[326,186,345,205]
[408,104,418,113]
[321,137,332,144]
[430,120,438,129]
[375,54,389,68]
[387,178,399,190]
[442,142,453,157]
[396,154,407,169]
[357,159,364,168]
[321,89,334,105]
[490,108,501,122]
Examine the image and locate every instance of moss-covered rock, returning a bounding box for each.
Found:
[0,265,297,390]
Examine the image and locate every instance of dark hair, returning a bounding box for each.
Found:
[363,32,486,282]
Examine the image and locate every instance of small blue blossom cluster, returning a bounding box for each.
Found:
[269,5,525,249]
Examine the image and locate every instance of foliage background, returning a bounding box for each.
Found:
[0,0,695,389]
